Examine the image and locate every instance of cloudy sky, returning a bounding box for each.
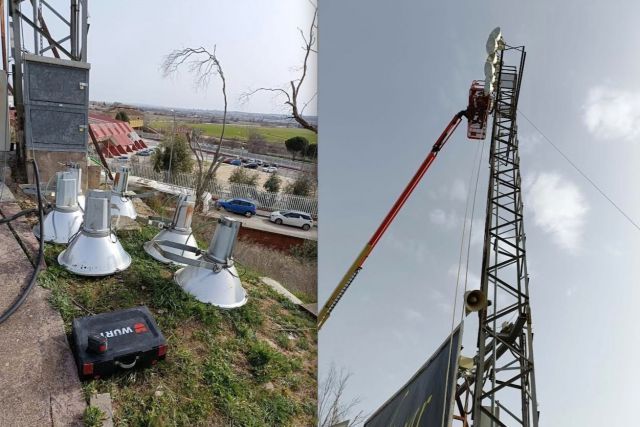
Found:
[27,0,316,113]
[319,1,640,425]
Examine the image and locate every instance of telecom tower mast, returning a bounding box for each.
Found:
[454,43,539,427]
[319,27,539,427]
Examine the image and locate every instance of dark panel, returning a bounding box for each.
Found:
[26,106,87,151]
[25,61,89,106]
[365,326,461,427]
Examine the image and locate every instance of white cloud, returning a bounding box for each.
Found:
[403,308,425,322]
[526,172,589,253]
[519,133,543,156]
[583,86,640,141]
[447,265,480,290]
[450,179,467,202]
[429,209,459,229]
[427,179,467,203]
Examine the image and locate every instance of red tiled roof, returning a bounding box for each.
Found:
[88,113,151,158]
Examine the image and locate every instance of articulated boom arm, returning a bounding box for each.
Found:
[318,109,468,329]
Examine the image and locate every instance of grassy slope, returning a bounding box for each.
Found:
[39,226,317,426]
[150,121,318,145]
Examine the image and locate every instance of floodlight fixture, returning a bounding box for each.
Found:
[33,171,83,244]
[58,190,131,276]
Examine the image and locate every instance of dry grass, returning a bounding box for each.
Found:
[143,192,317,302]
[234,240,317,302]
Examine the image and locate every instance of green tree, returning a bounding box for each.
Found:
[263,173,281,193]
[285,136,309,160]
[115,111,130,122]
[229,167,259,187]
[152,133,194,174]
[305,143,317,159]
[285,174,314,197]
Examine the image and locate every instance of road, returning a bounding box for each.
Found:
[128,176,317,241]
[210,208,317,240]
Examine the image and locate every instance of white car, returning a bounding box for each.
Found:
[262,166,278,173]
[269,210,313,230]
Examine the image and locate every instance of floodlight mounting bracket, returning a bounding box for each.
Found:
[152,240,233,272]
[147,216,172,229]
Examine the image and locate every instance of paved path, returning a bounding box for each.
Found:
[0,189,85,426]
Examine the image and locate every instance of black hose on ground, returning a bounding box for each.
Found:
[0,207,38,224]
[0,159,46,325]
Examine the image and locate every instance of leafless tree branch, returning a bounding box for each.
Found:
[241,5,317,134]
[319,364,367,427]
[162,46,228,210]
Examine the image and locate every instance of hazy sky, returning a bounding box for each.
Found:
[319,1,640,425]
[34,1,316,113]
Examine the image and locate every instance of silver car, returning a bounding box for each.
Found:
[269,210,313,230]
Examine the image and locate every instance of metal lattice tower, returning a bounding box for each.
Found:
[454,45,539,427]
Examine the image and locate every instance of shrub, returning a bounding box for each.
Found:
[284,174,314,197]
[263,173,281,193]
[229,168,258,187]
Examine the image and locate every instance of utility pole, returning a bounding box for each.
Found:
[167,109,176,183]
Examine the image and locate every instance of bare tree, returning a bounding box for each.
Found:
[161,46,228,210]
[319,364,366,427]
[241,4,317,134]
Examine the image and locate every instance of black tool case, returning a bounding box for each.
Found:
[71,306,167,380]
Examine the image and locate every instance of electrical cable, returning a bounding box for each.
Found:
[0,159,45,324]
[441,138,486,425]
[0,207,37,224]
[519,110,640,232]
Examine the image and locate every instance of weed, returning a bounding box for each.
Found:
[83,406,105,427]
[39,225,316,426]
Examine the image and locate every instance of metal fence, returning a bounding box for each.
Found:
[122,162,318,216]
[208,145,315,172]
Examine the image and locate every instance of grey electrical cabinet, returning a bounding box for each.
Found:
[23,54,90,152]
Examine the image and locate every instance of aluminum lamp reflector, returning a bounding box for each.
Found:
[153,216,247,308]
[66,163,85,210]
[175,264,247,309]
[33,171,83,244]
[58,190,131,276]
[110,166,137,219]
[143,194,198,265]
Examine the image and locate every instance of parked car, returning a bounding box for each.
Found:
[136,150,151,156]
[262,166,278,173]
[117,155,129,161]
[215,198,256,217]
[243,163,258,169]
[230,159,242,166]
[269,210,313,230]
